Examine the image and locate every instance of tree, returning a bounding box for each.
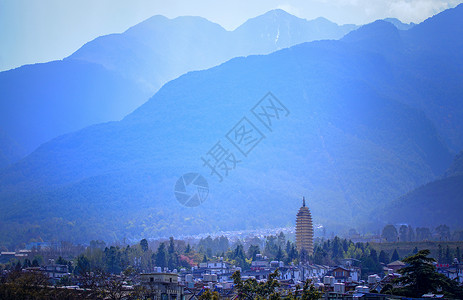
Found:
[74,254,91,276]
[168,237,175,254]
[232,269,280,299]
[56,256,68,265]
[378,250,389,264]
[399,225,409,242]
[444,246,451,264]
[105,246,122,274]
[391,249,400,262]
[438,244,443,263]
[199,289,220,300]
[155,243,168,269]
[408,225,415,241]
[0,270,51,299]
[276,246,284,262]
[264,236,278,258]
[370,249,378,263]
[393,249,463,298]
[140,239,149,252]
[301,279,322,300]
[382,225,398,242]
[277,232,286,248]
[435,225,451,241]
[247,245,260,261]
[416,227,432,241]
[22,258,31,268]
[31,259,40,267]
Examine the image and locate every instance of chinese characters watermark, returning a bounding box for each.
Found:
[174,92,289,207]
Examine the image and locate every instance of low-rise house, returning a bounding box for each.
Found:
[436,263,463,284]
[140,272,184,300]
[387,260,405,273]
[328,266,353,283]
[44,264,70,280]
[0,252,16,263]
[251,254,269,270]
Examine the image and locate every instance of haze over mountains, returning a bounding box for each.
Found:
[0,5,460,247]
[0,10,362,168]
[382,150,463,228]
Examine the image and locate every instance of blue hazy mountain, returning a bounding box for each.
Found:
[0,60,149,159]
[70,9,357,92]
[0,129,24,169]
[0,11,357,165]
[0,4,462,247]
[383,18,415,30]
[381,151,463,228]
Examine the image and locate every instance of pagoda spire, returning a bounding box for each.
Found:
[302,196,306,207]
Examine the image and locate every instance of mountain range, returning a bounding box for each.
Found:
[0,10,361,168]
[381,150,463,228]
[0,6,458,247]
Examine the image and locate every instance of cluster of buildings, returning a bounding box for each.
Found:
[134,199,366,299]
[3,197,463,299]
[139,256,418,299]
[0,249,32,263]
[137,198,463,299]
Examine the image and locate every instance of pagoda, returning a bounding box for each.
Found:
[295,197,314,255]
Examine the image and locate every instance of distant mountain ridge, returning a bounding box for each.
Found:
[445,151,463,178]
[383,18,415,30]
[0,10,358,167]
[381,150,463,228]
[1,5,462,247]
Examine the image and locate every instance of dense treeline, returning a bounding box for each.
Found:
[380,224,463,242]
[2,233,463,281]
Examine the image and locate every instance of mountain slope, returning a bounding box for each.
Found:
[381,151,463,228]
[1,6,461,246]
[341,4,463,153]
[383,18,415,30]
[0,10,359,166]
[0,60,148,157]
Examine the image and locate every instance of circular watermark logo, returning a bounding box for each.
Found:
[174,173,209,207]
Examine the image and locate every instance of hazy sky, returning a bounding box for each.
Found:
[1,0,462,72]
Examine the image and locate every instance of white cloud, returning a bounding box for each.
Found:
[387,0,456,23]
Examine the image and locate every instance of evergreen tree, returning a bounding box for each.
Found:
[285,241,291,257]
[394,249,463,298]
[140,239,149,252]
[382,225,398,242]
[277,232,286,248]
[75,255,90,275]
[276,246,284,262]
[155,243,168,269]
[435,225,451,241]
[22,259,31,268]
[31,259,39,267]
[370,249,378,263]
[247,245,260,261]
[444,246,451,264]
[408,225,415,241]
[438,244,443,263]
[378,250,389,264]
[399,225,409,242]
[391,249,400,262]
[168,237,175,254]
